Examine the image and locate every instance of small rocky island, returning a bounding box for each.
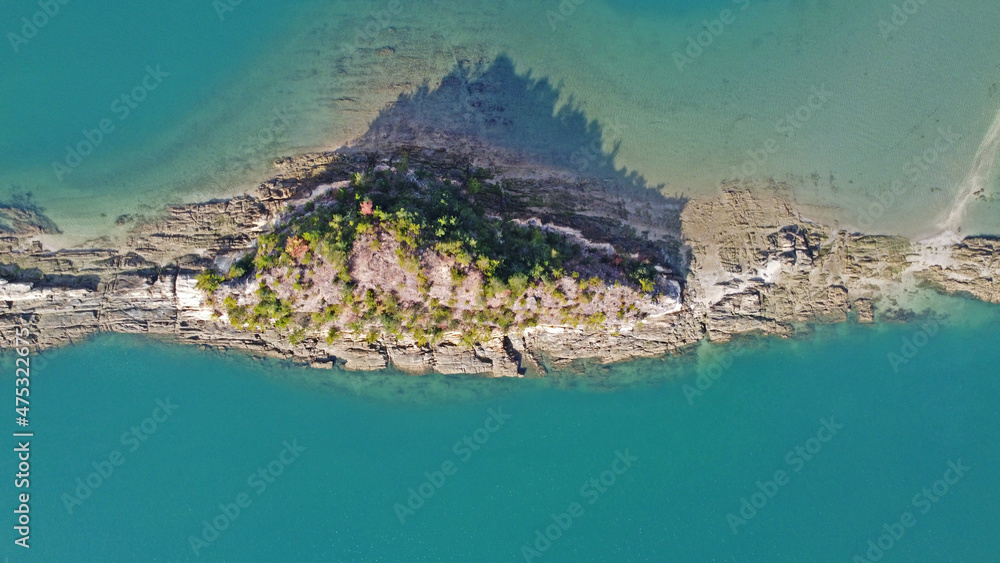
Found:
[1,146,997,376]
[198,155,681,374]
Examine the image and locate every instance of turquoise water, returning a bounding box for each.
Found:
[3,298,999,561]
[0,0,333,236]
[3,0,1000,238]
[4,2,1000,560]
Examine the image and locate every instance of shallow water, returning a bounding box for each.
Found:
[3,0,999,238]
[4,5,1000,559]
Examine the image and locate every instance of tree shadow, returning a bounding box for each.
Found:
[344,54,689,275]
[0,186,61,234]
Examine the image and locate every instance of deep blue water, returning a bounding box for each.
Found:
[2,300,998,561]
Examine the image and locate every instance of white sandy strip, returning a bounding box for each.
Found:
[943,104,1000,231]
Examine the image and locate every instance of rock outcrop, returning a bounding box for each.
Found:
[1,152,996,376]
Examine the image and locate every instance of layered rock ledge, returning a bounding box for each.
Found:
[1,150,996,376]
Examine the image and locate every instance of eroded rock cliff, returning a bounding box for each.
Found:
[1,151,996,376]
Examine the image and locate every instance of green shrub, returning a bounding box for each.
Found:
[227,252,255,279]
[252,283,293,329]
[507,273,529,297]
[431,306,452,325]
[460,329,484,349]
[326,327,340,345]
[585,312,607,329]
[496,309,516,331]
[414,328,429,347]
[289,329,306,345]
[483,277,507,300]
[225,163,663,346]
[397,249,421,273]
[196,269,225,294]
[224,297,249,327]
[417,272,431,294]
[312,305,342,325]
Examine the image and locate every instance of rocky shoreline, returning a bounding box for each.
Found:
[1,147,997,376]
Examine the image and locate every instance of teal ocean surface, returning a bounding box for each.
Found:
[2,298,999,561]
[3,0,1000,561]
[2,0,1000,239]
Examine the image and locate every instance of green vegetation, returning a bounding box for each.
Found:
[244,167,587,292]
[195,270,225,294]
[196,251,257,298]
[222,282,296,332]
[227,253,254,280]
[585,312,607,329]
[200,163,669,349]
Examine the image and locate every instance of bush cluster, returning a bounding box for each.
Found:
[201,164,662,347]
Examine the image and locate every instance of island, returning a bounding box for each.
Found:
[1,145,997,376]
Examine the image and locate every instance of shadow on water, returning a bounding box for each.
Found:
[0,56,706,401]
[353,55,658,191]
[0,186,60,234]
[347,54,689,272]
